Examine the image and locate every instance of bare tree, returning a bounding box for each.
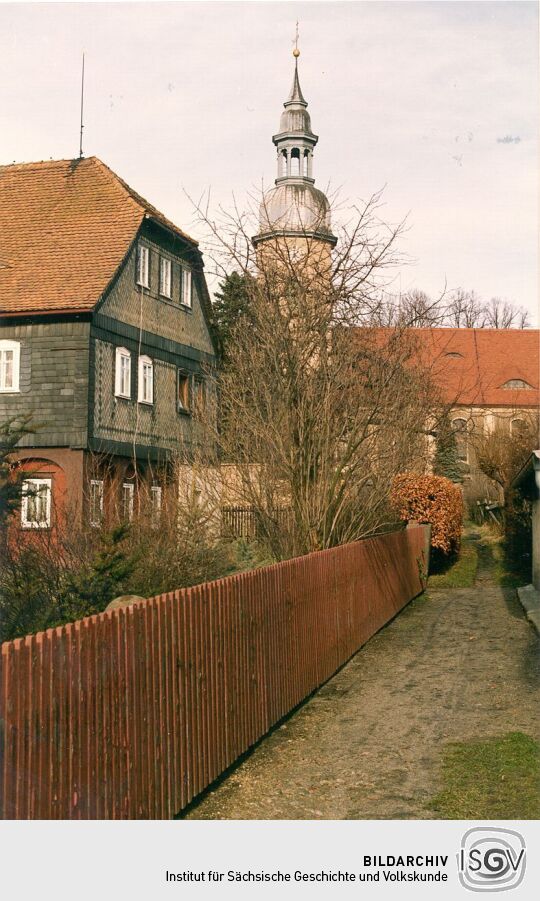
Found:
[445,289,486,328]
[473,412,539,495]
[192,188,445,559]
[443,289,531,329]
[483,296,531,329]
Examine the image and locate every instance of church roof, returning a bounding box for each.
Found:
[414,327,539,407]
[0,156,198,315]
[362,327,539,408]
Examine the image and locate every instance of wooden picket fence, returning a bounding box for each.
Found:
[0,525,428,819]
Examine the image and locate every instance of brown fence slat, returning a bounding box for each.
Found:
[0,526,428,819]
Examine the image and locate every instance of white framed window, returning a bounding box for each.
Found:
[136,244,150,288]
[0,340,21,393]
[21,478,52,529]
[115,347,131,398]
[177,370,190,413]
[138,355,154,404]
[181,268,192,308]
[151,485,162,528]
[159,257,172,298]
[90,479,104,527]
[122,482,134,521]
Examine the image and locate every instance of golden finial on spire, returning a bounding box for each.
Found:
[293,20,300,57]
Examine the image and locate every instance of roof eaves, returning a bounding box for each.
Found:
[511,450,540,495]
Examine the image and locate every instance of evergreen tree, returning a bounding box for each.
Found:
[0,415,34,528]
[433,414,463,483]
[56,524,136,623]
[211,272,254,362]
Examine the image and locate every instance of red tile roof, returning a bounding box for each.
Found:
[0,156,197,315]
[407,328,539,408]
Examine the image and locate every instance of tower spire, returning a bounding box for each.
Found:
[253,39,336,249]
[287,22,307,106]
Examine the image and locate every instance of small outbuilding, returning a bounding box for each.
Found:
[511,450,540,632]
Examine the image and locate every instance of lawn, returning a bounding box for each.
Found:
[427,732,540,819]
[428,541,478,589]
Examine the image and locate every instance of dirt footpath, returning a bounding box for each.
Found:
[184,545,540,819]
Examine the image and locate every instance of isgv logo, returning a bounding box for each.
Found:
[458,828,526,892]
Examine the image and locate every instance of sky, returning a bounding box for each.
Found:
[0,0,538,320]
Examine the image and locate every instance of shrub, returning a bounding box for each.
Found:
[390,472,463,555]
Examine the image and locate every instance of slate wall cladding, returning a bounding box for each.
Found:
[0,320,90,448]
[0,222,215,464]
[91,222,215,457]
[92,337,194,454]
[98,226,215,356]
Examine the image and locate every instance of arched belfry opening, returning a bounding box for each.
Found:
[253,47,337,256]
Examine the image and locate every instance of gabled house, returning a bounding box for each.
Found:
[0,156,216,532]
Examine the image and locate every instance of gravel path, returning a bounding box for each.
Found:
[184,543,540,819]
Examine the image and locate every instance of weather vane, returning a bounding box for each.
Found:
[293,20,300,58]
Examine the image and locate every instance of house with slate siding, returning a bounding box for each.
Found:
[0,156,216,532]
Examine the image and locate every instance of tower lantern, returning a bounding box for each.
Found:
[253,46,337,257]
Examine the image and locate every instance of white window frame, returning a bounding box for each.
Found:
[115,347,131,398]
[21,477,52,529]
[138,355,154,404]
[151,484,162,528]
[159,256,172,298]
[181,268,192,308]
[89,479,104,527]
[122,482,134,522]
[136,244,150,288]
[0,340,21,393]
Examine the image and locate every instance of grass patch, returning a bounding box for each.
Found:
[471,523,531,589]
[428,542,478,589]
[492,542,531,590]
[427,732,540,820]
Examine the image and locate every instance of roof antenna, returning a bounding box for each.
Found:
[79,52,85,159]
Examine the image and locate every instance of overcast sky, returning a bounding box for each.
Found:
[0,0,538,320]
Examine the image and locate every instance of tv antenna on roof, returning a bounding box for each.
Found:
[79,52,85,158]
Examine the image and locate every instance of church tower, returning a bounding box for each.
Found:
[253,46,337,270]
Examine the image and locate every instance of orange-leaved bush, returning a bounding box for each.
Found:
[390,473,463,555]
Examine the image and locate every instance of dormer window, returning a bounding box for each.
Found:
[136,244,150,288]
[115,347,131,398]
[181,268,192,308]
[501,379,534,390]
[159,256,172,298]
[444,352,464,359]
[0,340,20,392]
[138,355,154,404]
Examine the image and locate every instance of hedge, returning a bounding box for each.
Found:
[391,472,463,555]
